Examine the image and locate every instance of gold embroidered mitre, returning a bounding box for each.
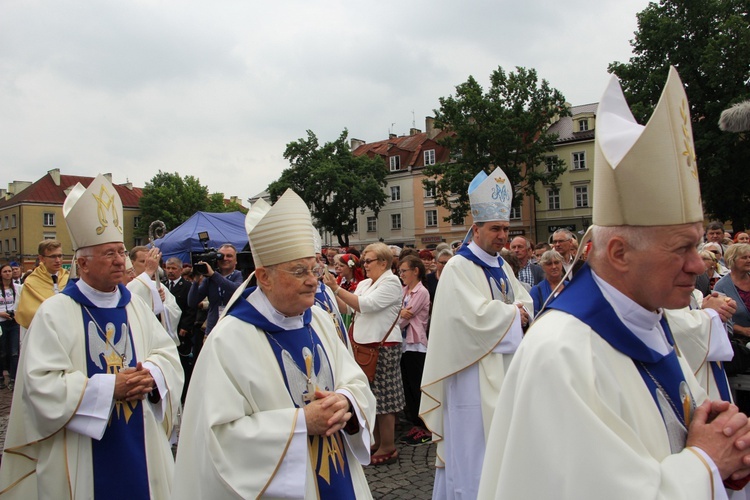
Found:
[63,174,124,250]
[246,190,315,267]
[593,66,703,226]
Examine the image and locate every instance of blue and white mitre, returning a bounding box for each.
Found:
[468,166,513,223]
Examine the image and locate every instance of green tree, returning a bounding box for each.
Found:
[268,129,388,247]
[608,0,750,231]
[425,66,569,223]
[137,171,242,238]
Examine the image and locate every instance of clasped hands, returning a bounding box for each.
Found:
[304,390,353,437]
[689,400,750,481]
[114,362,155,402]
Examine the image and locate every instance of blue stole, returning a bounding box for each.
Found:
[456,245,514,304]
[228,287,356,499]
[62,280,149,500]
[547,265,695,451]
[315,282,349,348]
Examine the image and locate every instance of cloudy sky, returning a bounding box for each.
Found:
[0,0,650,204]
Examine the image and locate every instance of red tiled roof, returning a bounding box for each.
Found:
[352,130,452,168]
[0,172,143,209]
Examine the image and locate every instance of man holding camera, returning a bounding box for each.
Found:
[187,244,243,346]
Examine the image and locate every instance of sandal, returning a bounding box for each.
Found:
[370,448,399,466]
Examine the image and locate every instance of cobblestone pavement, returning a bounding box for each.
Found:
[0,386,436,498]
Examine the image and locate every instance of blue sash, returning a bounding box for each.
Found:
[228,287,356,499]
[456,245,514,303]
[63,280,149,500]
[315,283,349,348]
[548,265,695,446]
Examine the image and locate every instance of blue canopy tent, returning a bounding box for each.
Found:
[151,211,248,265]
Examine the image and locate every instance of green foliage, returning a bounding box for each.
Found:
[137,171,243,238]
[267,129,388,247]
[608,0,750,231]
[424,66,569,223]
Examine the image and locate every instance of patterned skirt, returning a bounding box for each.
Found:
[371,344,405,415]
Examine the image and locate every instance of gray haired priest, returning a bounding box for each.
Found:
[0,174,183,499]
[478,68,750,499]
[172,189,376,499]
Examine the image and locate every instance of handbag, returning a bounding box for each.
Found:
[349,313,400,383]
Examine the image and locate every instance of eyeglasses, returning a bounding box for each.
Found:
[552,239,570,245]
[44,253,64,260]
[398,268,413,275]
[277,265,325,280]
[362,258,381,265]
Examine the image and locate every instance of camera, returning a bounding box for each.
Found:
[190,231,224,275]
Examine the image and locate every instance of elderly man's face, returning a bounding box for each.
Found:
[509,237,529,262]
[706,228,724,243]
[627,222,704,311]
[165,262,181,281]
[78,242,127,292]
[11,266,21,279]
[552,233,573,258]
[261,257,318,317]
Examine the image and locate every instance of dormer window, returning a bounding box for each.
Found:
[578,119,589,132]
[389,156,401,171]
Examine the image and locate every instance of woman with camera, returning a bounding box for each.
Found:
[0,263,22,390]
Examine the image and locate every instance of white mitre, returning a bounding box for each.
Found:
[246,189,315,267]
[63,174,124,250]
[593,66,703,226]
[311,226,322,255]
[468,166,513,223]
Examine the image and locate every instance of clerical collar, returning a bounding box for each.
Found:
[468,241,500,268]
[591,270,671,355]
[76,279,122,308]
[247,287,304,330]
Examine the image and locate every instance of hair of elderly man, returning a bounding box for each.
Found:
[218,243,237,252]
[75,246,94,260]
[38,239,62,256]
[435,242,451,253]
[725,243,750,269]
[538,249,564,266]
[436,249,454,261]
[166,257,183,267]
[588,225,661,262]
[706,220,724,232]
[365,242,394,268]
[553,229,575,241]
[511,236,532,249]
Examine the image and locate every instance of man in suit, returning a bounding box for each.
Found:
[163,257,196,402]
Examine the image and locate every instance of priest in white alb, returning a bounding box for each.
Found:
[478,67,750,500]
[172,189,375,499]
[0,174,183,499]
[419,166,533,499]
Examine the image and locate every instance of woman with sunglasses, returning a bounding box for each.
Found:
[0,264,22,390]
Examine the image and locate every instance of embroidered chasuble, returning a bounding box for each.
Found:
[229,287,356,498]
[63,282,150,500]
[456,245,515,304]
[548,264,695,452]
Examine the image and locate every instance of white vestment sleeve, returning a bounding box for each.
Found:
[263,410,308,499]
[492,309,523,354]
[143,361,167,422]
[337,388,371,464]
[703,309,733,362]
[691,447,728,500]
[136,272,164,315]
[66,373,115,440]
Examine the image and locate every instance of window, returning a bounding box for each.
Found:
[424,181,436,198]
[134,216,141,229]
[389,156,401,172]
[43,212,55,226]
[575,185,589,208]
[510,206,521,220]
[390,185,401,202]
[10,214,16,228]
[351,218,358,234]
[3,240,8,252]
[0,241,2,252]
[548,188,560,210]
[426,210,438,227]
[391,213,402,230]
[367,216,377,232]
[572,151,586,170]
[11,238,16,252]
[545,156,558,173]
[578,119,589,132]
[43,232,56,240]
[424,149,436,166]
[3,217,7,229]
[133,237,143,246]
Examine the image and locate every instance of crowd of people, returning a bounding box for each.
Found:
[1,66,750,500]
